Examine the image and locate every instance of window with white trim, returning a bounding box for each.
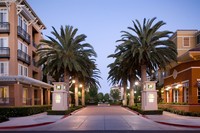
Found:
[198,87,200,104]
[173,89,179,103]
[18,41,28,54]
[23,88,28,104]
[0,86,9,103]
[0,62,8,76]
[18,15,28,32]
[0,37,8,47]
[0,8,8,22]
[183,37,190,47]
[166,91,169,103]
[18,64,28,76]
[183,82,189,103]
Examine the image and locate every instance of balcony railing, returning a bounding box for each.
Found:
[0,98,15,106]
[17,49,31,65]
[0,22,10,33]
[0,47,10,58]
[32,41,37,48]
[17,26,30,44]
[23,98,32,105]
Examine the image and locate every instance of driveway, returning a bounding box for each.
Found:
[12,106,195,131]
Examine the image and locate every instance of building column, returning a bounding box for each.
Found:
[40,87,43,105]
[14,83,23,106]
[81,86,85,106]
[44,88,51,105]
[28,85,34,105]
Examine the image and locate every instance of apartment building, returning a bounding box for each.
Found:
[0,0,52,106]
[162,30,200,112]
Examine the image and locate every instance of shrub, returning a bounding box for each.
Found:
[128,105,163,115]
[47,106,83,115]
[0,105,51,117]
[0,115,9,123]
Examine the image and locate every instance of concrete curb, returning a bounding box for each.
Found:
[124,107,200,128]
[0,107,85,129]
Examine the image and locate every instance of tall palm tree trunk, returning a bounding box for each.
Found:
[141,64,147,90]
[129,78,134,106]
[82,84,85,106]
[123,81,127,106]
[64,70,70,90]
[75,76,79,106]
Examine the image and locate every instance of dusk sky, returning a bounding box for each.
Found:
[27,0,200,94]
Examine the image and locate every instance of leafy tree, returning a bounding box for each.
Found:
[110,89,120,102]
[97,92,104,102]
[104,93,110,102]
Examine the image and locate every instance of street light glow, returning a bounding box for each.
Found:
[79,84,83,88]
[72,80,76,83]
[135,81,139,86]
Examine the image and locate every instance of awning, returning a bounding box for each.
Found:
[0,75,53,88]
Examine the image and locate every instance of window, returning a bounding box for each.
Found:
[173,89,179,103]
[0,62,8,76]
[183,37,190,47]
[18,64,28,76]
[166,91,169,103]
[0,9,8,22]
[183,82,189,103]
[0,86,9,103]
[18,15,27,32]
[18,41,28,54]
[0,37,8,47]
[23,88,28,104]
[197,34,200,45]
[198,87,200,103]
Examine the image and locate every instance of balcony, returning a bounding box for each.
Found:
[0,47,10,58]
[17,49,31,65]
[17,26,30,44]
[0,22,10,33]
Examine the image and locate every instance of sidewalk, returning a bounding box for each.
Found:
[146,111,200,128]
[0,112,64,129]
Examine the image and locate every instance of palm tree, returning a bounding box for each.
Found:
[108,46,129,106]
[118,17,177,89]
[37,25,98,106]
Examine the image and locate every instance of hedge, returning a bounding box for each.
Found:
[0,105,51,117]
[128,106,163,115]
[47,106,83,115]
[0,115,9,123]
[161,108,200,117]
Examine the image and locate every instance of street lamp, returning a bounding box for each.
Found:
[79,84,83,88]
[135,81,139,86]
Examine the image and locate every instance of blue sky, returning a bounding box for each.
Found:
[27,0,200,94]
